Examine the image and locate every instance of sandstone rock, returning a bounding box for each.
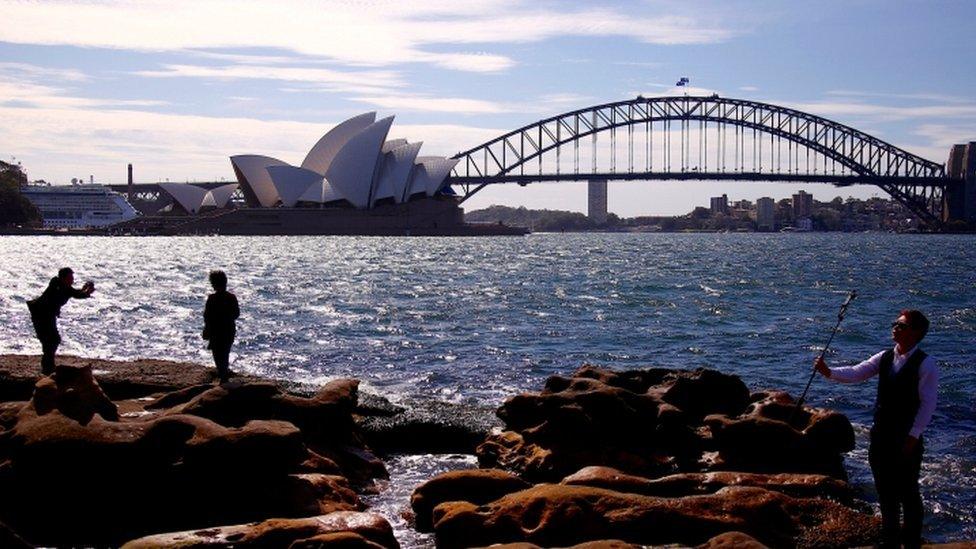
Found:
[358,399,500,454]
[704,391,854,479]
[0,401,23,431]
[0,410,361,546]
[288,531,388,549]
[478,366,853,481]
[480,541,639,549]
[411,468,532,531]
[355,392,406,417]
[561,466,856,503]
[478,429,673,483]
[165,379,386,482]
[697,531,768,548]
[0,354,254,401]
[172,379,358,433]
[145,383,216,410]
[120,511,399,549]
[430,483,879,549]
[28,363,118,424]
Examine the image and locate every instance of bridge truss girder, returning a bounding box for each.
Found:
[450,96,950,227]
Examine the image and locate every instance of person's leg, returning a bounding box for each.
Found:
[901,438,925,549]
[870,440,901,548]
[33,316,60,375]
[212,342,231,381]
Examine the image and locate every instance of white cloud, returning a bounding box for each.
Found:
[416,52,516,73]
[539,93,595,106]
[0,79,167,109]
[351,94,509,114]
[739,86,759,92]
[825,89,973,104]
[913,124,976,153]
[787,101,976,122]
[0,62,89,82]
[135,63,404,91]
[0,1,735,72]
[612,61,664,68]
[0,102,502,184]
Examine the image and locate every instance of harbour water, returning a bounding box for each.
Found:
[0,233,973,543]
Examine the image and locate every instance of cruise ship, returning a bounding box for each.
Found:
[21,185,140,229]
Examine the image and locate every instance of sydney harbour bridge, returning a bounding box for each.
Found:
[112,95,975,229]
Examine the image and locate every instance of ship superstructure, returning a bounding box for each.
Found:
[22,185,140,228]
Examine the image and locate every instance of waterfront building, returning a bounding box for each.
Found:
[733,199,752,210]
[792,190,813,219]
[710,194,729,215]
[124,112,525,235]
[159,182,239,214]
[587,179,608,223]
[228,112,458,211]
[756,197,775,231]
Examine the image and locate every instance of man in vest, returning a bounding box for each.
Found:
[815,309,938,549]
[27,267,95,374]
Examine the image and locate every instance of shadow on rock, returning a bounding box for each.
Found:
[0,363,391,547]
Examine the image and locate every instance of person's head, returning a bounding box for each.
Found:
[209,270,228,291]
[892,309,929,350]
[58,267,74,286]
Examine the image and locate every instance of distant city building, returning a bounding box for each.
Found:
[588,179,608,223]
[733,199,752,210]
[710,193,730,215]
[796,217,813,231]
[792,190,813,220]
[756,196,775,231]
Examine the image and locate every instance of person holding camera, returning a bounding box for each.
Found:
[815,309,938,549]
[27,267,95,375]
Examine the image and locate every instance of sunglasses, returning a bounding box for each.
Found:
[891,321,912,331]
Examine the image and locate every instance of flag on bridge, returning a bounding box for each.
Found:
[676,77,690,86]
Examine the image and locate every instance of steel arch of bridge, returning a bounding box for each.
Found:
[449,96,948,226]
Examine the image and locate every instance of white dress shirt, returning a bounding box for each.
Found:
[828,346,938,438]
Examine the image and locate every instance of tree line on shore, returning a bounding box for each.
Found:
[466,196,932,233]
[0,161,41,227]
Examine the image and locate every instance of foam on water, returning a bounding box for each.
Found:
[1,233,973,541]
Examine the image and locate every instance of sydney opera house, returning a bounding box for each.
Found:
[143,113,524,235]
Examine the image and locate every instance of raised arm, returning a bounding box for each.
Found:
[71,286,92,299]
[816,350,885,383]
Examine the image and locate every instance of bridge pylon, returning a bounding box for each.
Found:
[587,179,608,224]
[942,142,976,226]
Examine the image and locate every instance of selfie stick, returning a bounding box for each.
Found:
[790,290,857,423]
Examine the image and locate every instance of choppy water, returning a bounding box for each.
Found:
[1,233,973,543]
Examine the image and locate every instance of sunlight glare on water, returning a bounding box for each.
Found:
[1,232,973,542]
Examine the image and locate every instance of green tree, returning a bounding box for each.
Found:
[0,160,42,226]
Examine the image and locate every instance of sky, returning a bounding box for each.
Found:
[1,0,974,216]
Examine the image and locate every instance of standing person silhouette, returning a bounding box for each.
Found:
[203,270,239,383]
[27,267,95,374]
[815,309,938,549]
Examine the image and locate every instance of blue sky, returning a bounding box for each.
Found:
[1,0,974,215]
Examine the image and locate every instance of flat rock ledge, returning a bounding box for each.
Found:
[0,359,394,547]
[121,512,399,549]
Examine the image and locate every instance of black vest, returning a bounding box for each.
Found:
[872,348,926,444]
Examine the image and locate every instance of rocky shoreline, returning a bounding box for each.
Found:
[0,355,964,548]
